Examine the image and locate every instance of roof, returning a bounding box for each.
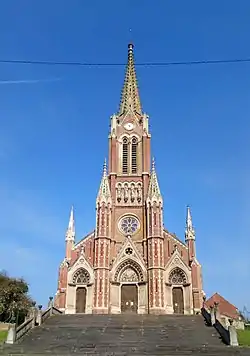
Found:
[205,292,240,319]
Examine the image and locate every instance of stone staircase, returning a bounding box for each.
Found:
[1,314,249,355]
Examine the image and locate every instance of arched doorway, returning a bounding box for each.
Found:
[169,267,187,314]
[114,259,144,314]
[121,284,138,314]
[76,287,86,313]
[172,287,184,314]
[73,268,90,314]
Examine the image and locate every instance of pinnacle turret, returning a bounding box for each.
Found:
[65,206,75,241]
[96,159,112,205]
[185,206,195,241]
[118,43,142,115]
[147,158,162,205]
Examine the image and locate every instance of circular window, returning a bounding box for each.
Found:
[119,216,139,235]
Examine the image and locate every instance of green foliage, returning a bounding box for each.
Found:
[237,329,250,347]
[0,271,33,325]
[0,330,8,343]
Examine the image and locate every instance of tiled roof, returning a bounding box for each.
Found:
[205,292,240,320]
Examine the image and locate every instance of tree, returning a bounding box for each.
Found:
[0,271,34,325]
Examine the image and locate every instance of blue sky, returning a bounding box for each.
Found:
[0,0,249,311]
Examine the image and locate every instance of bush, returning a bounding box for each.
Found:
[0,271,34,325]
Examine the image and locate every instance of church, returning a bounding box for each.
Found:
[54,44,204,315]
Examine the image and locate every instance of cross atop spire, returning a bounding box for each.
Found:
[118,44,142,115]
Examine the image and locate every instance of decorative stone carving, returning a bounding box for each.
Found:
[137,183,142,203]
[130,183,136,202]
[169,267,187,285]
[124,183,129,202]
[72,268,90,285]
[117,183,122,202]
[120,267,138,282]
[125,247,133,255]
[173,257,180,265]
[115,259,144,282]
[115,182,143,205]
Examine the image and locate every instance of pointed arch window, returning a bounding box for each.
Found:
[131,137,138,174]
[122,137,128,174]
[73,268,90,285]
[169,268,187,285]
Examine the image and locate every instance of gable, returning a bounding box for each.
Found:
[110,237,147,280]
[165,247,191,283]
[67,248,94,285]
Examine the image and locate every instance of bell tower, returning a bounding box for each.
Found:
[94,43,165,314]
[107,44,151,254]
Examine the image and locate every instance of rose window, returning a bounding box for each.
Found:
[119,216,139,235]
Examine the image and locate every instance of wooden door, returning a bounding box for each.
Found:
[121,284,138,314]
[172,287,184,314]
[75,287,86,313]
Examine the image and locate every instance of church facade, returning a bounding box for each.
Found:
[54,44,204,315]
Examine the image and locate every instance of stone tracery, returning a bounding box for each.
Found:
[114,259,144,282]
[73,268,90,285]
[169,267,187,285]
[120,268,138,282]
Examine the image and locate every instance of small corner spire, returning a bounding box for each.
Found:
[118,43,142,115]
[66,205,75,241]
[96,158,112,205]
[147,157,162,205]
[185,205,195,240]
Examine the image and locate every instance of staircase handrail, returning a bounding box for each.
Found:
[5,297,62,345]
[201,297,238,347]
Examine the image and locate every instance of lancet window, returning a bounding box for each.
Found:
[122,137,128,174]
[131,137,138,174]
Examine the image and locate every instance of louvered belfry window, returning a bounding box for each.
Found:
[122,137,128,174]
[131,137,137,174]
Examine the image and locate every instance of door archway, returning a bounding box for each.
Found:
[172,287,184,314]
[115,259,144,314]
[73,268,90,314]
[169,267,187,314]
[75,287,86,313]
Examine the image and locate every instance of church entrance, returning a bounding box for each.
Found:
[75,287,86,313]
[172,287,184,314]
[121,284,138,314]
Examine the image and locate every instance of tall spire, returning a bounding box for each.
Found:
[96,159,112,205]
[185,206,195,240]
[147,158,162,205]
[66,206,75,241]
[118,43,142,115]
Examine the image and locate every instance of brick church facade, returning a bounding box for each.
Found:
[54,44,204,315]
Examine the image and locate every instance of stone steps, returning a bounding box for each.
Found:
[1,314,249,355]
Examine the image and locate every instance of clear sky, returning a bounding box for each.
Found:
[0,0,249,312]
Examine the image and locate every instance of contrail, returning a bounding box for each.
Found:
[0,78,61,85]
